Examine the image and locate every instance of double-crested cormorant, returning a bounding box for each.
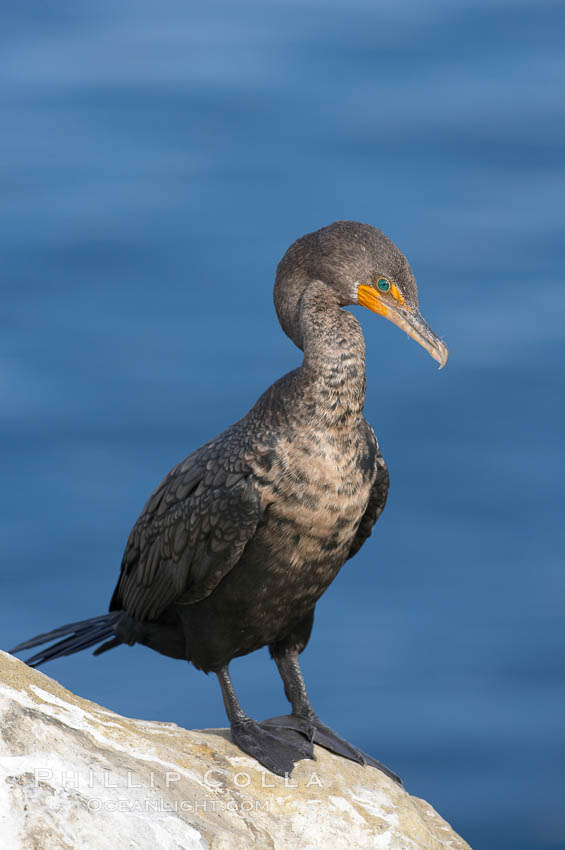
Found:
[11,221,447,782]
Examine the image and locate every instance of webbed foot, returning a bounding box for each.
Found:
[230,717,315,776]
[260,713,402,785]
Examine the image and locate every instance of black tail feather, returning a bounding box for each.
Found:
[9,612,122,668]
[93,637,122,656]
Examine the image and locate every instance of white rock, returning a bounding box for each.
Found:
[0,651,471,849]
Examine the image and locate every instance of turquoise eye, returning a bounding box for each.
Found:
[377,278,391,292]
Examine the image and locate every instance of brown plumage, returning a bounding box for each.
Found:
[11,221,447,781]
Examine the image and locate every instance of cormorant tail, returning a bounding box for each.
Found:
[9,612,122,668]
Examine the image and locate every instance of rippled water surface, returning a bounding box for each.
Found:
[1,3,564,847]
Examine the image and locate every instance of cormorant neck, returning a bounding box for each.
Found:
[297,280,366,427]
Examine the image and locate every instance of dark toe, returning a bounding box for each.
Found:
[359,752,403,785]
[304,718,403,786]
[311,722,365,763]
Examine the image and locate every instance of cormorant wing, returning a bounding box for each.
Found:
[110,438,263,621]
[347,424,389,560]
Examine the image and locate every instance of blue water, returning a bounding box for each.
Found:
[1,2,564,847]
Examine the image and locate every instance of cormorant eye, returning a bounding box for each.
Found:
[376,278,391,293]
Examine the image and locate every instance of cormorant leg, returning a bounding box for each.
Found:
[216,664,315,777]
[263,652,402,785]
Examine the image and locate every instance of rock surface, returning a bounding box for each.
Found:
[0,651,471,849]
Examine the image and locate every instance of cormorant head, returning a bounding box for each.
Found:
[275,220,448,368]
